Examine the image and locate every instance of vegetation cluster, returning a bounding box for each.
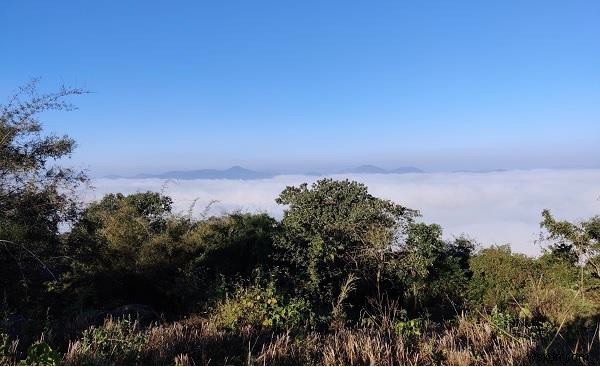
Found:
[2,84,600,365]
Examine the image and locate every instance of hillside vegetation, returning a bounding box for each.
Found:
[2,84,600,365]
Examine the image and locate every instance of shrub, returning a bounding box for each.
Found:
[489,306,514,332]
[394,317,422,340]
[21,341,59,366]
[468,245,538,310]
[274,179,417,315]
[209,283,312,332]
[468,245,600,327]
[64,317,147,365]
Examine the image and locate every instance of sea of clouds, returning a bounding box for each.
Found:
[88,169,600,255]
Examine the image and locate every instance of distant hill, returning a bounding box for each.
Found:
[132,166,275,180]
[106,165,424,180]
[340,165,388,174]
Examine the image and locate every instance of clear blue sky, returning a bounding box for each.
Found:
[1,1,599,175]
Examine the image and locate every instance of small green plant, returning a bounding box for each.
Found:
[489,306,514,332]
[393,310,422,340]
[525,320,555,340]
[394,319,422,340]
[20,341,59,366]
[517,303,533,320]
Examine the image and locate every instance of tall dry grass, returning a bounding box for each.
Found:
[61,313,599,365]
[256,318,540,365]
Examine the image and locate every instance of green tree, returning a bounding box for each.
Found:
[401,223,474,313]
[0,80,87,316]
[66,192,173,266]
[538,210,600,323]
[468,245,538,310]
[541,209,600,278]
[61,191,278,313]
[273,178,417,318]
[60,192,178,310]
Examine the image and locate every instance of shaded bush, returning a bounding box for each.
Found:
[57,193,278,316]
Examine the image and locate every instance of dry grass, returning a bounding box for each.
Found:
[255,318,541,365]
[0,334,19,365]
[57,312,600,365]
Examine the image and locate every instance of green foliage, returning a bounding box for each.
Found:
[393,311,422,340]
[0,81,87,319]
[182,212,277,281]
[274,178,417,316]
[210,283,312,332]
[71,318,147,365]
[21,341,59,366]
[489,306,514,332]
[67,191,173,264]
[59,193,277,313]
[468,245,538,309]
[401,223,474,313]
[542,209,600,278]
[468,243,600,326]
[1,334,59,366]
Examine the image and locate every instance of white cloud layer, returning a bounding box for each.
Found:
[88,169,600,255]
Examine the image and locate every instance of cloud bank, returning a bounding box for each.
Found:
[88,169,600,255]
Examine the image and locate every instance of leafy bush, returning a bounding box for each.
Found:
[468,245,537,310]
[273,179,417,313]
[393,317,422,340]
[401,224,474,315]
[468,245,600,326]
[21,341,59,366]
[210,283,312,332]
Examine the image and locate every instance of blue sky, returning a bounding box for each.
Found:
[1,0,599,175]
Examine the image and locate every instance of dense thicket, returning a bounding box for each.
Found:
[1,84,599,365]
